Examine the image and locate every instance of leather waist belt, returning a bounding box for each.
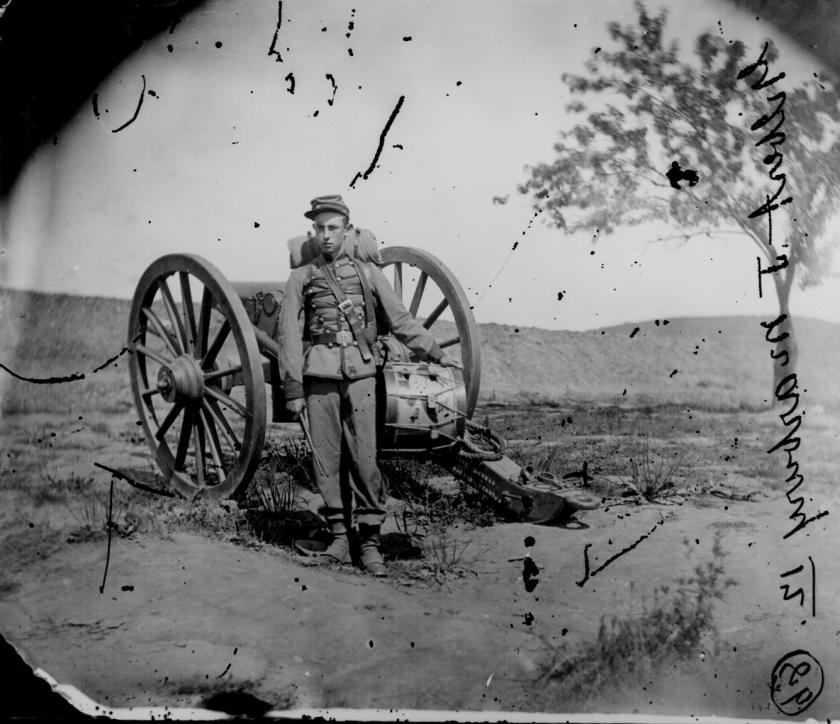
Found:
[312,331,356,347]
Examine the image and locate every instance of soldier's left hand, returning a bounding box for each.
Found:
[437,354,463,369]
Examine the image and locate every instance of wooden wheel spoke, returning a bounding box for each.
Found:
[135,343,173,368]
[158,278,189,353]
[174,407,193,470]
[145,324,174,350]
[422,297,450,329]
[204,364,243,383]
[140,382,160,426]
[201,319,231,369]
[155,401,184,441]
[409,271,428,318]
[439,335,461,349]
[203,399,241,451]
[393,263,403,301]
[197,286,213,359]
[200,407,226,480]
[142,395,159,427]
[179,271,198,354]
[193,414,206,488]
[205,386,247,418]
[141,307,180,357]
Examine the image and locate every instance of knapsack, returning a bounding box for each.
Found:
[287,226,383,269]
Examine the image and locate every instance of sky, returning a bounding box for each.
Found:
[1,0,838,331]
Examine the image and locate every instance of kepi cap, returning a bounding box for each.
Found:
[304,194,350,220]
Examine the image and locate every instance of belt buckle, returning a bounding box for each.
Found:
[336,330,353,346]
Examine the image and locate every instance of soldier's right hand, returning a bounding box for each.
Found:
[437,354,463,369]
[286,398,306,419]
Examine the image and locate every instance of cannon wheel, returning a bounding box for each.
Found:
[128,254,267,500]
[381,247,481,418]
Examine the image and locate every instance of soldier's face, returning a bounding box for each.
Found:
[313,212,347,257]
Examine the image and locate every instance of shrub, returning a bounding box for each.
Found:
[618,434,686,502]
[534,533,734,708]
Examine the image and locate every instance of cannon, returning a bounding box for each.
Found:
[126,243,599,523]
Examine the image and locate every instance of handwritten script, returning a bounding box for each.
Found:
[737,42,827,717]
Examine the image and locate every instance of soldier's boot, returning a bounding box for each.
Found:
[321,522,352,563]
[297,522,352,564]
[359,524,388,578]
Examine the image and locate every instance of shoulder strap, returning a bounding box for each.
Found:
[348,258,376,329]
[320,260,373,363]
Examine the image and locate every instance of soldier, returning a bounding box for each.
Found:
[278,194,462,577]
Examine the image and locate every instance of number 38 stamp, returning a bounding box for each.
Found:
[770,650,824,716]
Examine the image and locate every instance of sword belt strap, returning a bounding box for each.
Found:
[319,259,373,363]
[350,257,377,341]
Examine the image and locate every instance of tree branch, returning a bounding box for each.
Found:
[644,229,753,244]
[593,169,671,188]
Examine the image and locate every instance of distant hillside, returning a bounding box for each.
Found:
[726,0,840,76]
[0,289,135,414]
[478,316,839,409]
[1,288,838,414]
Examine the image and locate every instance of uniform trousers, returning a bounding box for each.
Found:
[304,375,386,528]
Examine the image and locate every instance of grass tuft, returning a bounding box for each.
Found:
[533,532,734,709]
[618,434,686,502]
[422,522,486,582]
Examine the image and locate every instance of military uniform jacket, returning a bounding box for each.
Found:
[278,249,445,400]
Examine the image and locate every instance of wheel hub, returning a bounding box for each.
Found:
[157,355,205,402]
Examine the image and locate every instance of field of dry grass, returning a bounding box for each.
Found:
[1,287,839,717]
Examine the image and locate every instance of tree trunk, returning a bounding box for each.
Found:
[770,277,798,401]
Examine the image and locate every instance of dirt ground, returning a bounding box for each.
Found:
[1,405,838,718]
